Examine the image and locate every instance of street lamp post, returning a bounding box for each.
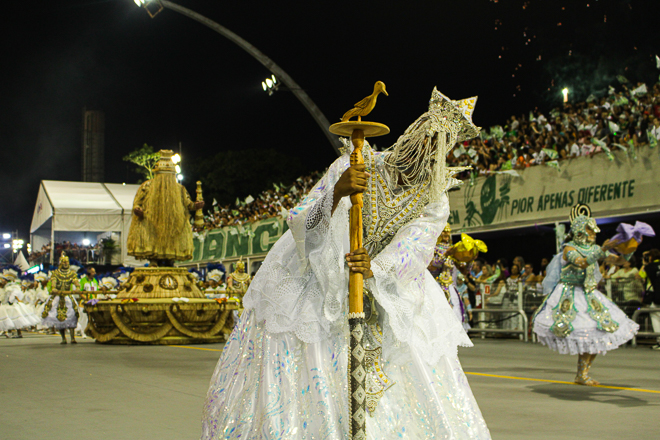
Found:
[134,0,343,156]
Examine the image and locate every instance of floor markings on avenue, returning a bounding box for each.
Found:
[464,372,660,394]
[169,344,223,352]
[19,336,656,395]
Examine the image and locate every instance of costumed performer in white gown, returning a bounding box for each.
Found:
[533,204,639,385]
[201,88,491,439]
[33,271,51,330]
[0,274,16,334]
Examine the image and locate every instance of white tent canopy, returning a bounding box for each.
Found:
[30,180,141,265]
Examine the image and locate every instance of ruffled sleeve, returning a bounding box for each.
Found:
[243,154,352,343]
[367,193,473,366]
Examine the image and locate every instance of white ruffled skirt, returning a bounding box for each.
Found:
[41,296,78,329]
[533,283,639,355]
[0,304,16,331]
[2,302,40,329]
[201,310,490,439]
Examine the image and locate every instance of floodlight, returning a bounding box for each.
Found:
[82,239,91,246]
[175,165,181,174]
[172,153,181,164]
[2,233,10,239]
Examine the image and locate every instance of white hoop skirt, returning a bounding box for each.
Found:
[41,296,78,330]
[201,310,490,440]
[533,284,639,355]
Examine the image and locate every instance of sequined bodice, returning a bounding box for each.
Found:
[560,242,601,286]
[362,146,430,257]
[52,269,77,292]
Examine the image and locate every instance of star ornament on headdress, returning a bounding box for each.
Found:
[428,87,481,142]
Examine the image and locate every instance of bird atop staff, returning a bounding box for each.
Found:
[341,81,388,122]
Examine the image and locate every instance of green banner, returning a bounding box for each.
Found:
[188,217,289,263]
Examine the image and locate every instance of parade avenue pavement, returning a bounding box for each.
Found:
[1,333,657,440]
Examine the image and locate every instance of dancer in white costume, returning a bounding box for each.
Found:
[33,272,51,330]
[0,275,16,333]
[533,205,639,385]
[202,88,491,439]
[1,269,40,337]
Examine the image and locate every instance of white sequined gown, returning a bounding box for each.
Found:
[202,149,491,439]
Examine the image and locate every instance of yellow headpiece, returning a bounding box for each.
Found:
[236,257,245,272]
[452,233,488,263]
[153,149,176,174]
[443,223,452,233]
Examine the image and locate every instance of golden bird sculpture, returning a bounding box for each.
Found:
[341,81,388,122]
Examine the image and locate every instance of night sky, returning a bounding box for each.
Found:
[1,0,659,243]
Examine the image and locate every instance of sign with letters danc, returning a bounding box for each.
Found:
[446,148,660,233]
[188,216,289,263]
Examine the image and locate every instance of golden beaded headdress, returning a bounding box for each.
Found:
[384,88,480,202]
[236,256,245,271]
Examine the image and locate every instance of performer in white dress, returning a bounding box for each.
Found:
[201,88,490,439]
[33,272,51,330]
[2,269,40,337]
[533,205,639,385]
[204,268,227,299]
[0,275,16,334]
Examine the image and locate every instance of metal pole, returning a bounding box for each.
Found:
[151,0,343,156]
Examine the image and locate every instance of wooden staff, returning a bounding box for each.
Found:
[329,82,389,440]
[349,128,365,317]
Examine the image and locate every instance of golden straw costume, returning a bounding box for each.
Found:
[127,150,196,264]
[41,254,81,344]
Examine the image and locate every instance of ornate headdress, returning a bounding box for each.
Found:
[443,223,452,233]
[207,269,224,282]
[384,88,480,202]
[153,149,176,174]
[569,204,599,245]
[102,277,118,290]
[59,253,70,268]
[236,257,245,272]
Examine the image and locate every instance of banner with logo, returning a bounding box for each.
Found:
[447,148,660,233]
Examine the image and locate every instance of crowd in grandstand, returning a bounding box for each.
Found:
[29,241,103,265]
[448,80,660,177]
[194,80,660,231]
[195,170,324,231]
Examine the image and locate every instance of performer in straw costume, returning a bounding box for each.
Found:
[201,88,490,439]
[127,150,204,266]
